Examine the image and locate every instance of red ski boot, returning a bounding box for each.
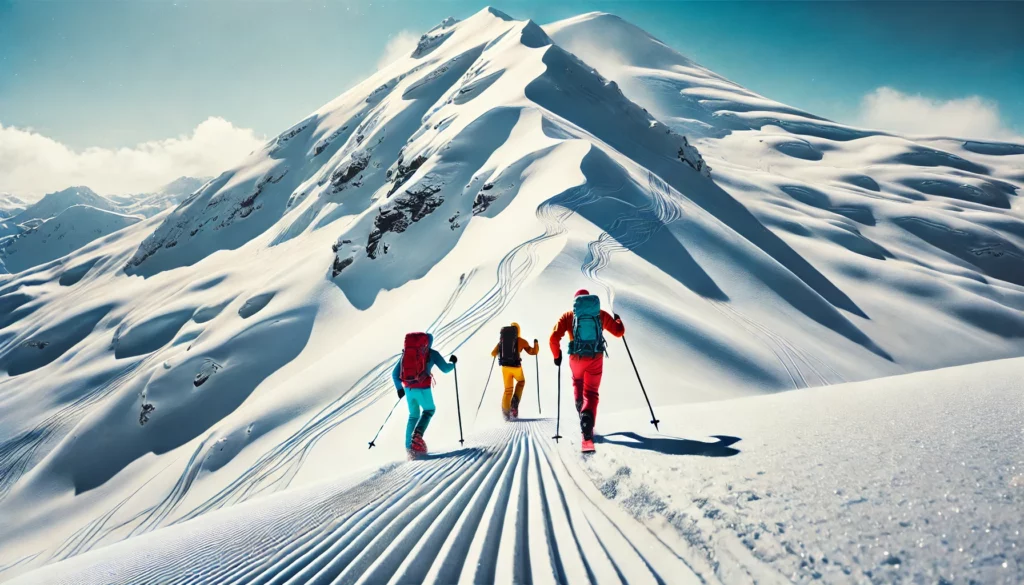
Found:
[410,432,427,457]
[580,411,596,453]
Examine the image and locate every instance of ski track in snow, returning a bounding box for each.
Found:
[22,422,702,585]
[576,171,840,389]
[40,196,588,563]
[0,354,159,501]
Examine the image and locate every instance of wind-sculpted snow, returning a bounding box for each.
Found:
[2,7,1024,583]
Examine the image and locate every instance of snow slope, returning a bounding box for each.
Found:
[8,357,1021,584]
[1,7,1022,583]
[0,178,207,274]
[0,205,141,274]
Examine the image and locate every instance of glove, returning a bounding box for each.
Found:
[449,354,458,364]
[397,387,405,400]
[614,313,621,321]
[554,354,562,367]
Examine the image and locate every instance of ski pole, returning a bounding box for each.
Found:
[453,362,465,445]
[368,397,402,449]
[552,359,562,442]
[534,342,541,415]
[474,356,496,419]
[621,335,660,430]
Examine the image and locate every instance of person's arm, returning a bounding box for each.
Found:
[601,310,625,337]
[521,338,539,356]
[491,342,500,358]
[431,349,455,374]
[549,312,572,358]
[392,359,404,393]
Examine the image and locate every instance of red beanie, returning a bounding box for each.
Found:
[575,289,590,297]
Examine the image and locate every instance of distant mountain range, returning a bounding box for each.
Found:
[0,177,209,273]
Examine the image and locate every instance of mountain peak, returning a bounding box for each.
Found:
[481,6,513,21]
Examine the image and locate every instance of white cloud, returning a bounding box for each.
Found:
[0,117,266,198]
[377,30,419,70]
[857,87,1022,142]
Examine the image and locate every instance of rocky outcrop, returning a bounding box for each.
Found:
[366,182,444,259]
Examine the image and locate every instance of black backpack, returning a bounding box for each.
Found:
[498,326,521,367]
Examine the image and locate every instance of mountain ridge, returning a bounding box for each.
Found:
[0,7,1021,582]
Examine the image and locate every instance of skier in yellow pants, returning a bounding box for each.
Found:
[491,322,539,421]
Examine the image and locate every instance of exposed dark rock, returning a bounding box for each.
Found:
[366,183,443,258]
[387,155,428,195]
[332,255,354,277]
[330,152,370,191]
[412,30,453,58]
[139,402,155,426]
[194,360,222,388]
[473,191,499,215]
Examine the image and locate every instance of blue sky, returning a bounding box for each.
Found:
[2,0,1022,195]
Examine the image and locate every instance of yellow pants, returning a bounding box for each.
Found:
[501,366,526,412]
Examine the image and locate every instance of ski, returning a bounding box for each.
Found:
[581,439,595,453]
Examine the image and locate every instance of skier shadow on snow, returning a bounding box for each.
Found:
[595,432,741,458]
[416,447,485,461]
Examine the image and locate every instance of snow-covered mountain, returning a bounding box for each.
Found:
[3,186,116,228]
[0,178,208,274]
[0,205,141,274]
[0,194,26,220]
[111,176,212,218]
[0,8,1021,583]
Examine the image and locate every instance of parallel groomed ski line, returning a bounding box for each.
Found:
[24,422,703,585]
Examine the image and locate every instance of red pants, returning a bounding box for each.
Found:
[570,354,603,425]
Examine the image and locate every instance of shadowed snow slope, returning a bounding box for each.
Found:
[1,7,1022,583]
[0,206,141,274]
[7,357,1022,584]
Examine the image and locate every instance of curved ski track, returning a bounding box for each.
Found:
[27,422,701,585]
[577,172,842,388]
[42,194,590,562]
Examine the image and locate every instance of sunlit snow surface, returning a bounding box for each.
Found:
[1,8,1021,584]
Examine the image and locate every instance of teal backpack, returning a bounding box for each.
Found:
[569,294,605,357]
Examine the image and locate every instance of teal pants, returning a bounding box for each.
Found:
[405,388,436,448]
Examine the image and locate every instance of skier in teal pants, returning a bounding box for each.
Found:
[392,332,457,457]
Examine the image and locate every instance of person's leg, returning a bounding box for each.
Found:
[414,389,436,439]
[582,355,603,430]
[501,366,515,416]
[511,367,525,412]
[569,356,586,414]
[405,391,421,449]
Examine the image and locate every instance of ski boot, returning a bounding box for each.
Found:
[410,432,428,457]
[502,409,512,422]
[580,410,596,453]
[510,396,520,420]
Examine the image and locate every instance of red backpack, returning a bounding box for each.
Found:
[400,332,432,388]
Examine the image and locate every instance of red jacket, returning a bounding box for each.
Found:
[549,310,624,358]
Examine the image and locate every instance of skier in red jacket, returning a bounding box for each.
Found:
[549,289,625,446]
